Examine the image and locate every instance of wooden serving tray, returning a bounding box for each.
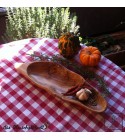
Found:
[15,61,107,113]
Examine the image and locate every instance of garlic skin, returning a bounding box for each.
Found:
[84,88,92,95]
[76,88,92,101]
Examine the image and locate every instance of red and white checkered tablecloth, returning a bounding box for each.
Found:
[0,38,125,132]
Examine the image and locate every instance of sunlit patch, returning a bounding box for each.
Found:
[0,39,30,60]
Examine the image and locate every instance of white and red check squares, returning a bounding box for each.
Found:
[0,38,125,132]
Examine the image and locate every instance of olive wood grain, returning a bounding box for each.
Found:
[14,61,107,113]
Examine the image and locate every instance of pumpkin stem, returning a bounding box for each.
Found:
[86,50,91,55]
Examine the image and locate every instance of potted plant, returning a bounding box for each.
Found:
[2,7,80,43]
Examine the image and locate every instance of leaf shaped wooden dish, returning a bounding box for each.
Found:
[15,61,107,113]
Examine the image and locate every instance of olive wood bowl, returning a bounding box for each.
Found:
[15,61,107,113]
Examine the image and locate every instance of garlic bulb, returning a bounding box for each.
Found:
[76,88,92,101]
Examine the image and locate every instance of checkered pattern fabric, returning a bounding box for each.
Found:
[0,38,125,132]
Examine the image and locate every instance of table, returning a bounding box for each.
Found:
[0,38,125,132]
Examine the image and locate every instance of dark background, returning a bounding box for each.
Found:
[0,10,6,44]
[70,7,125,37]
[1,7,125,44]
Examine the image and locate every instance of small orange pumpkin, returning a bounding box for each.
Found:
[79,46,101,66]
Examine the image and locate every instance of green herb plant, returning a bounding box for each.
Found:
[3,7,79,43]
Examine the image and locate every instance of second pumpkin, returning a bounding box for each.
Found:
[79,46,101,66]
